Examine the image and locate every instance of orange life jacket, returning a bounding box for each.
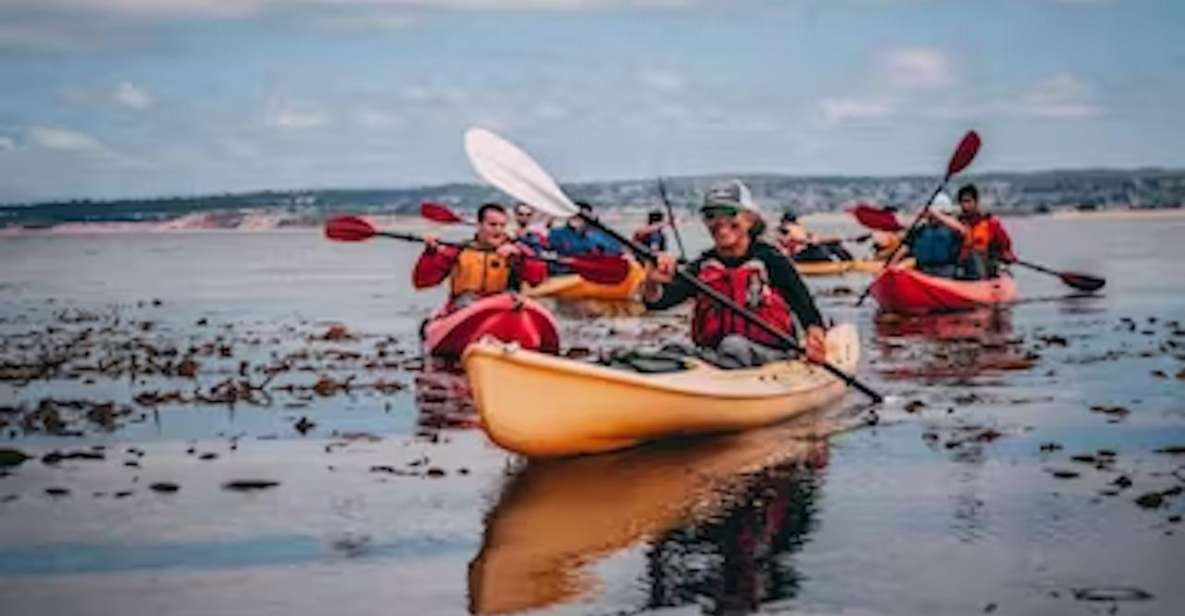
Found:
[449,245,512,298]
[960,215,996,260]
[691,258,793,349]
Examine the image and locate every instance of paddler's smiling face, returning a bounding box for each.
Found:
[702,207,754,254]
[477,209,509,246]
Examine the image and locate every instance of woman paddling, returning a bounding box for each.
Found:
[641,179,827,367]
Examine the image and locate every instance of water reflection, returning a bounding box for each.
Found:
[467,417,830,615]
[413,369,476,433]
[874,307,1013,342]
[872,308,1033,380]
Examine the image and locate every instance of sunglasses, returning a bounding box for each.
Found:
[700,206,740,221]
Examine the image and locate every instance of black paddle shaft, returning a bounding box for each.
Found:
[657,178,688,261]
[579,214,883,404]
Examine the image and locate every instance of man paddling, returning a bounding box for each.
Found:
[776,211,853,262]
[414,203,546,309]
[511,202,548,253]
[641,179,827,366]
[632,210,669,252]
[926,184,1016,279]
[547,201,623,258]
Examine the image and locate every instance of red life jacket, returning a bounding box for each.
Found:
[691,258,793,349]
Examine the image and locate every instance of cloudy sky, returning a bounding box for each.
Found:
[0,0,1181,203]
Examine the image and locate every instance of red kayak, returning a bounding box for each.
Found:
[869,267,1017,315]
[422,293,560,358]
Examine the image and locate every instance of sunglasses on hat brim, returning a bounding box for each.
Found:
[700,205,741,221]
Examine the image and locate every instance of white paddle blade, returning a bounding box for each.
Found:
[464,127,579,219]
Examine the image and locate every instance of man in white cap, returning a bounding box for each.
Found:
[897,192,963,278]
[641,179,827,366]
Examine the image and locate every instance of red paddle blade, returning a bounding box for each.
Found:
[849,204,903,232]
[324,215,377,242]
[564,255,632,285]
[947,130,981,178]
[420,201,466,224]
[1060,271,1106,292]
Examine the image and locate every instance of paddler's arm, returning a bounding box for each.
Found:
[989,217,1018,263]
[764,249,827,362]
[641,253,695,310]
[927,210,967,235]
[411,237,459,289]
[501,243,548,286]
[764,249,824,330]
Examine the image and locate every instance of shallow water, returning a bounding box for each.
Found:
[1,214,1184,615]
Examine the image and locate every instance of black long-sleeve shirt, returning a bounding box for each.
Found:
[644,241,824,330]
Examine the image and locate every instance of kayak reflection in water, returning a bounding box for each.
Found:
[873,308,1034,378]
[467,419,830,615]
[641,179,827,368]
[413,202,547,311]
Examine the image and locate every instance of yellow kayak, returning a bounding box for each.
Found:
[793,260,854,276]
[462,324,859,458]
[525,260,646,301]
[794,258,914,276]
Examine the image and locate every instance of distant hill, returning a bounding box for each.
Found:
[2,168,1182,229]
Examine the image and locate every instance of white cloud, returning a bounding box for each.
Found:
[533,102,568,120]
[879,48,953,90]
[0,136,15,151]
[638,68,684,93]
[819,97,895,124]
[113,82,156,111]
[355,107,404,128]
[309,12,416,32]
[29,126,103,151]
[1013,73,1102,118]
[265,99,331,129]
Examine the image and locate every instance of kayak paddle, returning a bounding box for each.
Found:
[463,127,883,404]
[657,177,688,261]
[323,215,631,286]
[849,203,903,232]
[855,130,981,307]
[1012,259,1105,292]
[420,201,471,225]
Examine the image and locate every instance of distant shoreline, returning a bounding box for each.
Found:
[2,206,1183,238]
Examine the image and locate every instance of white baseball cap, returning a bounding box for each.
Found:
[702,179,762,215]
[932,192,955,214]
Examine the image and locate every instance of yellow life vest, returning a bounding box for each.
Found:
[449,245,511,297]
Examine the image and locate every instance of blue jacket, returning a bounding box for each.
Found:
[909,224,962,267]
[547,225,623,257]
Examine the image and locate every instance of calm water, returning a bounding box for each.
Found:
[1,214,1184,615]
